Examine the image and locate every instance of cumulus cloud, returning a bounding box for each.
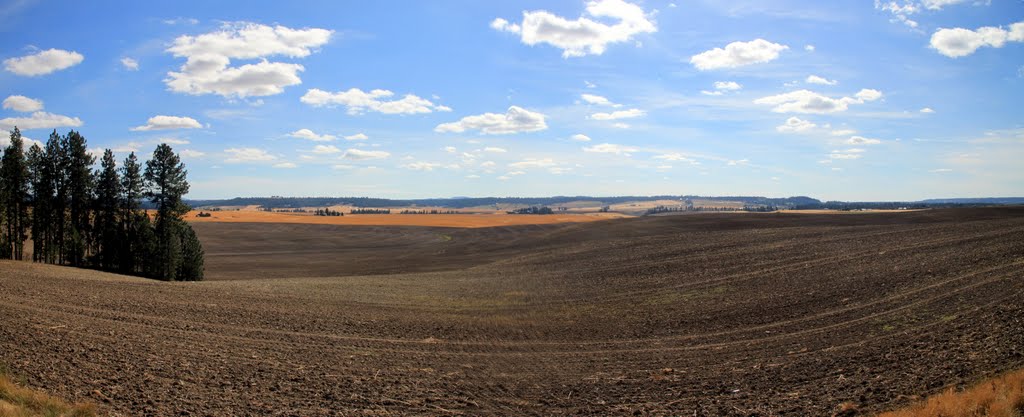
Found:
[273,162,297,168]
[590,108,644,120]
[435,106,547,134]
[165,23,332,98]
[225,147,276,163]
[300,87,451,114]
[3,48,84,76]
[580,93,621,107]
[583,143,637,155]
[508,158,557,168]
[654,152,696,163]
[484,147,507,153]
[311,144,341,154]
[342,148,390,160]
[929,21,1024,58]
[491,0,656,58]
[0,112,83,131]
[846,136,882,145]
[831,129,857,136]
[289,128,335,141]
[776,116,816,133]
[402,161,441,171]
[690,39,788,70]
[920,107,935,113]
[754,89,883,114]
[344,133,368,141]
[805,75,838,85]
[714,81,742,91]
[131,115,203,131]
[179,149,205,158]
[121,57,139,71]
[2,95,44,112]
[571,133,592,142]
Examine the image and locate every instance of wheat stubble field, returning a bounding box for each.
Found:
[1,207,1023,416]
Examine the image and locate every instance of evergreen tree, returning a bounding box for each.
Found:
[94,149,121,270]
[144,144,191,280]
[65,130,95,267]
[1,128,30,260]
[45,130,68,264]
[119,152,145,275]
[26,143,51,262]
[177,221,203,281]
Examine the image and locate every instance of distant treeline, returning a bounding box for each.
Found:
[350,208,390,214]
[188,195,823,210]
[507,206,554,215]
[400,209,459,214]
[0,127,204,281]
[644,205,778,215]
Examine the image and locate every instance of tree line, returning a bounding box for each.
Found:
[0,127,203,281]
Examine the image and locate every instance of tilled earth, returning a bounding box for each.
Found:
[1,207,1023,416]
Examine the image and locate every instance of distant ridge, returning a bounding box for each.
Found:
[185,195,821,209]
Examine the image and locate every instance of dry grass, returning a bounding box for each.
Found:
[0,373,95,417]
[878,369,1024,417]
[183,209,627,228]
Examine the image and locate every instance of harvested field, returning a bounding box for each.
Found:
[1,207,1023,416]
[184,210,626,228]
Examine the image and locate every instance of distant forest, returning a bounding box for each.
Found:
[188,195,823,210]
[185,195,1023,211]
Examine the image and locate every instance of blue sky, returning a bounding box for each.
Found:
[1,0,1022,200]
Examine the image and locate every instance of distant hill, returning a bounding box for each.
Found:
[919,197,1024,205]
[185,195,822,210]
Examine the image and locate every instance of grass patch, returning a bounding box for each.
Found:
[0,370,95,417]
[878,368,1024,417]
[438,234,453,242]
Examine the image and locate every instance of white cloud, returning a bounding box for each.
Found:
[131,115,202,131]
[654,152,696,163]
[508,158,557,168]
[920,107,935,113]
[805,44,815,52]
[165,23,332,98]
[402,162,442,171]
[929,168,953,173]
[0,112,83,131]
[2,95,43,112]
[225,147,276,163]
[300,87,450,114]
[754,89,883,114]
[590,108,644,120]
[920,0,969,10]
[548,167,572,174]
[435,106,547,134]
[466,174,481,179]
[332,164,354,170]
[727,159,749,166]
[484,147,507,153]
[344,133,368,141]
[700,90,724,96]
[312,144,341,154]
[828,151,863,160]
[343,148,390,160]
[930,21,1024,58]
[3,48,84,76]
[121,57,139,71]
[690,39,788,70]
[583,143,637,155]
[443,146,457,153]
[776,116,817,133]
[491,0,656,58]
[179,149,205,158]
[571,133,592,142]
[805,75,837,85]
[273,162,297,168]
[831,129,857,136]
[289,128,335,141]
[612,122,630,129]
[580,93,621,107]
[156,138,190,145]
[714,81,742,91]
[846,135,882,145]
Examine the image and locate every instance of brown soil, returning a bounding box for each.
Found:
[1,207,1023,416]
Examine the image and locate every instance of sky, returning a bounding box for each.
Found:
[1,0,1022,201]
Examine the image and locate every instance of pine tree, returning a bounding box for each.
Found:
[1,128,30,260]
[45,131,68,264]
[65,131,95,267]
[94,149,121,270]
[26,143,50,262]
[144,144,191,280]
[177,222,204,281]
[119,152,144,275]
